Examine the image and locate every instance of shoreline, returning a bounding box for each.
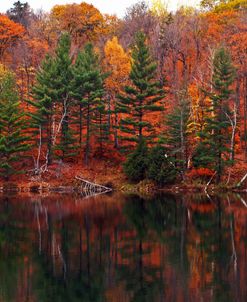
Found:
[1,179,247,195]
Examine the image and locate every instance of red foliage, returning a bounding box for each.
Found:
[187,168,215,180]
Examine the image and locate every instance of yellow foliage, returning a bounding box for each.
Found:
[103,37,131,95]
[215,0,247,12]
[150,0,168,17]
[187,84,212,138]
[0,64,9,81]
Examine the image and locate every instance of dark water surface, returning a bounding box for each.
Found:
[0,192,246,302]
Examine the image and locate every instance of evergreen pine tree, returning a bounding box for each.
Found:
[29,55,56,165]
[72,43,105,165]
[0,66,30,180]
[52,33,76,160]
[164,93,190,175]
[30,33,76,164]
[118,32,165,145]
[193,47,235,182]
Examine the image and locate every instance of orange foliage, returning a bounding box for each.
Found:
[0,14,25,59]
[1,1,247,184]
[187,168,215,180]
[102,14,122,36]
[51,2,104,43]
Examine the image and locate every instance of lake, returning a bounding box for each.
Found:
[0,192,246,301]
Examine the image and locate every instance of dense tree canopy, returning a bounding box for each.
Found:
[0,14,25,59]
[0,0,246,184]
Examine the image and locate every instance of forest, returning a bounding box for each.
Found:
[0,0,246,190]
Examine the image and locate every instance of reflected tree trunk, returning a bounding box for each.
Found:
[139,240,144,291]
[85,215,91,287]
[79,225,82,277]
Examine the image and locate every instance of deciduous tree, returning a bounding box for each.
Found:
[103,36,130,148]
[51,2,104,44]
[0,14,25,60]
[7,1,32,28]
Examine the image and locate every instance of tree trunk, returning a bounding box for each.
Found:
[85,101,90,165]
[114,112,119,149]
[79,103,83,147]
[244,76,247,161]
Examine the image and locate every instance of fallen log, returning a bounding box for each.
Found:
[75,176,112,197]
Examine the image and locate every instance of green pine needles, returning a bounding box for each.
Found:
[30,34,107,167]
[29,54,56,165]
[118,32,165,145]
[124,140,177,185]
[193,47,236,182]
[165,93,190,175]
[72,43,106,165]
[123,139,149,182]
[30,33,76,164]
[0,67,30,180]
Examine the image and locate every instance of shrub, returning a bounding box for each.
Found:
[123,140,148,182]
[147,144,177,186]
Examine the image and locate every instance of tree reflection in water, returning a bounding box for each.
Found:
[0,193,246,301]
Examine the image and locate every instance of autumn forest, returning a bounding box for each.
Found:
[0,0,247,189]
[0,1,247,302]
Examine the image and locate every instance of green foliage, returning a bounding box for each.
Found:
[72,43,106,164]
[164,93,190,173]
[118,31,165,145]
[52,33,76,159]
[193,143,214,168]
[0,67,30,180]
[123,139,148,182]
[193,47,235,182]
[29,54,56,164]
[123,141,178,185]
[147,144,177,185]
[30,33,77,162]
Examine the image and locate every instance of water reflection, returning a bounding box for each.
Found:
[0,193,246,301]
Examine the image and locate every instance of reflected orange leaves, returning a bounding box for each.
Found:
[190,202,216,213]
[0,193,246,301]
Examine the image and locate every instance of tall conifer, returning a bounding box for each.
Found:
[193,47,235,182]
[118,32,165,145]
[165,93,190,175]
[29,55,56,165]
[30,33,76,164]
[52,33,76,159]
[0,66,30,180]
[72,43,105,165]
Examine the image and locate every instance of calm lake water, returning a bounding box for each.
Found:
[0,192,246,302]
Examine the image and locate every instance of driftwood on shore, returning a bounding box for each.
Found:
[75,176,112,197]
